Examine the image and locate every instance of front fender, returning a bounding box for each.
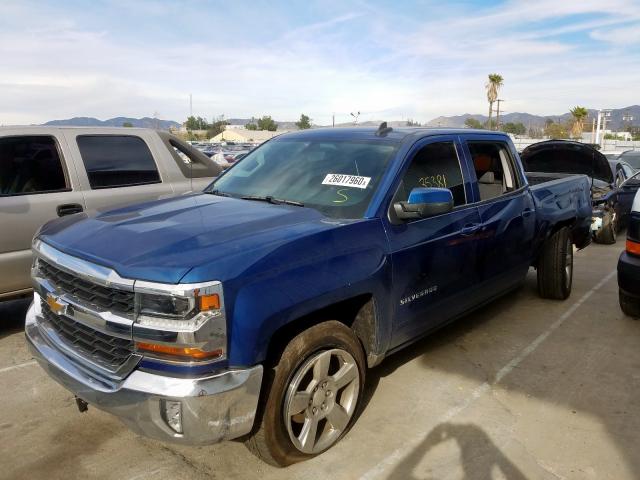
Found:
[224,220,393,366]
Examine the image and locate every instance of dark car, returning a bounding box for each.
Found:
[521,140,619,244]
[609,160,640,226]
[618,191,640,318]
[619,150,640,171]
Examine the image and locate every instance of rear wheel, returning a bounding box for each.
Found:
[245,321,366,467]
[619,290,640,319]
[537,227,573,300]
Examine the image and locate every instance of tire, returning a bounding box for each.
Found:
[594,210,617,244]
[619,290,640,319]
[245,321,366,467]
[537,227,573,300]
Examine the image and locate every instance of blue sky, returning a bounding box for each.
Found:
[1,0,639,125]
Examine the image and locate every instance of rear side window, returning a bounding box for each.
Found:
[467,141,520,201]
[0,136,67,196]
[395,141,467,206]
[77,135,160,189]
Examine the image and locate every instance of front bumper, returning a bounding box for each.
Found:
[25,301,263,445]
[618,251,640,298]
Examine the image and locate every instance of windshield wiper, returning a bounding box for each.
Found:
[240,195,304,207]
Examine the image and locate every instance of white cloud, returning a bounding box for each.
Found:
[0,0,639,125]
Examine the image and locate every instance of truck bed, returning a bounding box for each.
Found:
[527,172,593,250]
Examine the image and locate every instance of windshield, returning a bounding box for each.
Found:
[620,151,640,170]
[208,138,398,219]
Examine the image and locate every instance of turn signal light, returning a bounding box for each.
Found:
[198,293,220,311]
[136,342,223,359]
[626,239,640,256]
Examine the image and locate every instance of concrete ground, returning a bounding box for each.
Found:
[1,239,638,480]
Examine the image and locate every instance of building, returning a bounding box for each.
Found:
[209,128,290,143]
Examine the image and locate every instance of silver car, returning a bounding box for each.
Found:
[0,126,221,300]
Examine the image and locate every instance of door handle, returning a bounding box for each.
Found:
[461,223,481,236]
[522,208,535,217]
[56,203,84,217]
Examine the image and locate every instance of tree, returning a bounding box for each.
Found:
[245,122,258,130]
[502,122,526,135]
[122,121,133,128]
[485,73,503,130]
[207,120,229,138]
[257,116,278,131]
[296,114,312,130]
[464,118,483,129]
[543,120,569,139]
[570,106,589,139]
[406,119,421,127]
[185,116,208,130]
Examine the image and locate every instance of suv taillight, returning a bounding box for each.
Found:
[626,212,640,256]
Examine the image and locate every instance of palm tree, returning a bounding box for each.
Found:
[485,74,503,130]
[570,106,588,139]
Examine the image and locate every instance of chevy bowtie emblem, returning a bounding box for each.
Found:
[46,293,66,315]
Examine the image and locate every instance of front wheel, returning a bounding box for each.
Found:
[537,227,573,300]
[245,321,366,467]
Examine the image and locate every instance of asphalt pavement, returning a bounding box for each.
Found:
[1,238,638,480]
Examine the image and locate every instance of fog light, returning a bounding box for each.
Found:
[162,400,183,434]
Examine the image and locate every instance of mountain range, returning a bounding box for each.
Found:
[42,106,640,132]
[425,105,640,130]
[44,116,180,129]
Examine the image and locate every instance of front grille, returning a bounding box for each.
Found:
[38,259,134,314]
[41,300,135,371]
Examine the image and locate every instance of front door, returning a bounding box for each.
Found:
[385,137,482,348]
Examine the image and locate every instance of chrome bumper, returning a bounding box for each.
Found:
[25,301,263,445]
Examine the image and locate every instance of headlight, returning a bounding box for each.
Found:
[133,280,226,362]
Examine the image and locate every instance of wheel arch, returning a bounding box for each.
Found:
[264,294,385,369]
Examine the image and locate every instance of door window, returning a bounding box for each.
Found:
[395,141,467,206]
[77,135,160,189]
[467,141,520,201]
[0,136,67,196]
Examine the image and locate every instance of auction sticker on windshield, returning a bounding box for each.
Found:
[322,174,371,189]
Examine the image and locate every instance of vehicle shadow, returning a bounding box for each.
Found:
[0,298,30,340]
[362,252,640,479]
[386,422,527,480]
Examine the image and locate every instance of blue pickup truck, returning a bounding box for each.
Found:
[26,127,592,466]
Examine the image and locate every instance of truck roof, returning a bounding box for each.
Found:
[277,126,508,143]
[0,125,158,134]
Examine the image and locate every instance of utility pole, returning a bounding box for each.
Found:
[350,111,360,125]
[332,113,335,128]
[496,99,504,131]
[189,94,193,117]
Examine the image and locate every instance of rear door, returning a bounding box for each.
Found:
[385,136,482,347]
[461,136,536,296]
[63,130,175,213]
[0,132,85,296]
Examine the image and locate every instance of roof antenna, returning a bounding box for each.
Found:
[376,121,393,137]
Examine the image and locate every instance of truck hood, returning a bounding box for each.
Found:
[38,193,343,283]
[521,141,613,184]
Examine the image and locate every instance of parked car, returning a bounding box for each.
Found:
[0,127,222,300]
[618,190,640,318]
[609,159,640,227]
[618,150,640,172]
[521,140,619,244]
[26,127,592,466]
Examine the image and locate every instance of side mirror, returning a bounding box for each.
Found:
[393,187,454,221]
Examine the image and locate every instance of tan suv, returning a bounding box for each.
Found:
[0,126,222,300]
